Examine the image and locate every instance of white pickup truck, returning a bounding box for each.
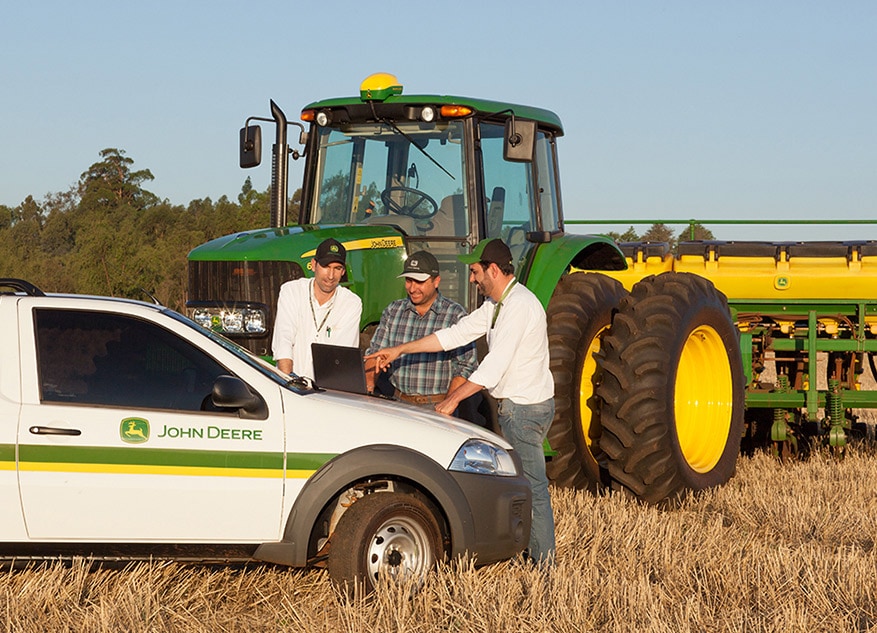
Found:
[0,279,530,592]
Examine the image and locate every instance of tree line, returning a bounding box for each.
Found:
[0,149,296,312]
[0,148,710,313]
[604,223,715,252]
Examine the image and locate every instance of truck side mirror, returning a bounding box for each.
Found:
[503,118,536,162]
[240,125,262,168]
[211,375,268,420]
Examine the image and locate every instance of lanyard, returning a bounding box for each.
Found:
[309,279,335,336]
[491,279,517,329]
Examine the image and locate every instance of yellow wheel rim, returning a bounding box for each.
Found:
[578,327,607,458]
[674,325,734,473]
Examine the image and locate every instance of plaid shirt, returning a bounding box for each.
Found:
[366,292,478,396]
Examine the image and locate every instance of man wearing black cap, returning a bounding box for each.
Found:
[365,250,479,420]
[367,238,556,566]
[272,238,362,379]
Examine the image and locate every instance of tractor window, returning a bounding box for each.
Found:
[535,132,561,234]
[310,122,467,237]
[480,123,560,267]
[479,123,535,268]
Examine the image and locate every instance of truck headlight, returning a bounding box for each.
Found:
[449,439,517,477]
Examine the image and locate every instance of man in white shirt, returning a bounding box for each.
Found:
[367,238,556,566]
[272,238,363,379]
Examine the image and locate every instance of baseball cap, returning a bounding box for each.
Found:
[397,250,440,282]
[458,238,513,267]
[314,238,346,267]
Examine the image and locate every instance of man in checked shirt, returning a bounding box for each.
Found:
[365,250,483,424]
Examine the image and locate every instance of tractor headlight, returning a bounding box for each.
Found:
[188,306,268,336]
[449,439,517,477]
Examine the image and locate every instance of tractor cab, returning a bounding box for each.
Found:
[294,73,565,311]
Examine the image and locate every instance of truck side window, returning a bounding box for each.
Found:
[35,309,231,412]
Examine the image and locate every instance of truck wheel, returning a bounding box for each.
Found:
[597,272,745,504]
[327,492,444,595]
[546,272,628,490]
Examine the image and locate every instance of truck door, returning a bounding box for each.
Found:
[16,303,285,542]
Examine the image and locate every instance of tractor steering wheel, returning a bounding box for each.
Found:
[380,186,439,220]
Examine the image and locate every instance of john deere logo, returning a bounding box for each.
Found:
[121,418,150,444]
[774,275,790,290]
[330,244,339,253]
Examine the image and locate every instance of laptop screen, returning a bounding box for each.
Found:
[310,343,369,395]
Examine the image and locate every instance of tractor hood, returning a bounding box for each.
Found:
[188,224,407,265]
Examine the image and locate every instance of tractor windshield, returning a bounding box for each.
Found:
[309,121,469,238]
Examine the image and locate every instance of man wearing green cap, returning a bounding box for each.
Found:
[367,238,556,566]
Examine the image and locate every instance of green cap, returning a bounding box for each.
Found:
[458,239,513,266]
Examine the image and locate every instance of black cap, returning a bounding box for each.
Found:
[397,250,440,282]
[314,238,346,267]
[458,238,512,267]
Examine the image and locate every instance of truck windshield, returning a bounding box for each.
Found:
[310,121,468,238]
[165,309,315,394]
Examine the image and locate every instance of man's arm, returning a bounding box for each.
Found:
[365,333,443,372]
[272,283,297,375]
[436,377,484,416]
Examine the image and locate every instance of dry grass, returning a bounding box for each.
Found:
[3,448,877,632]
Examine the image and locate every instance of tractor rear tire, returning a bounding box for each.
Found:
[546,272,628,490]
[596,272,745,504]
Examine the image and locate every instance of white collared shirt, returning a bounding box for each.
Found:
[435,278,554,404]
[272,277,362,379]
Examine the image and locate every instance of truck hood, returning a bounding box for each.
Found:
[283,388,512,468]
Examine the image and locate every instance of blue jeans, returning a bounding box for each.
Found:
[498,397,556,565]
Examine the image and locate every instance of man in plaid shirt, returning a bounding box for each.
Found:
[366,250,481,423]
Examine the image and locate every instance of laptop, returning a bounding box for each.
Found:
[311,343,369,395]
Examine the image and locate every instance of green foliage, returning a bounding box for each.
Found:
[607,222,716,254]
[676,222,715,242]
[0,148,276,312]
[605,225,639,243]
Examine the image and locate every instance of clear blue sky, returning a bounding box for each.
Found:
[2,1,875,240]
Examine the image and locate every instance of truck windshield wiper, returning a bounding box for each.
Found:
[286,374,314,390]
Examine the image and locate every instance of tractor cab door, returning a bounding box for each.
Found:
[477,121,562,278]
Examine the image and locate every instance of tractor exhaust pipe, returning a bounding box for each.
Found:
[269,99,289,228]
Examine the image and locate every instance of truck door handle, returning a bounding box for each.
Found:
[28,426,82,436]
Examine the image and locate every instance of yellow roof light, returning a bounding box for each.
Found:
[360,73,403,102]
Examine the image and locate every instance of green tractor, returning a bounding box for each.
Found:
[187,73,746,503]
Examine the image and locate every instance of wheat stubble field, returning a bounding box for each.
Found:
[2,447,877,632]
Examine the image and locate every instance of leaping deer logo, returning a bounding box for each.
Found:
[120,418,149,443]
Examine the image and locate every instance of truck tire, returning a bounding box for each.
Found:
[596,272,745,504]
[546,272,628,490]
[327,492,444,595]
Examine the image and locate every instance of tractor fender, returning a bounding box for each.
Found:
[524,234,627,307]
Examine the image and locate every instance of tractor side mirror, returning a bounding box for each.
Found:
[503,118,536,162]
[240,125,262,168]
